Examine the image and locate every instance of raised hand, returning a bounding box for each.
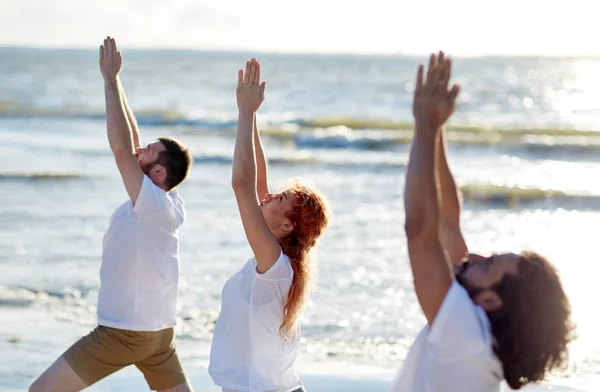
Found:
[237,58,266,114]
[99,36,122,83]
[412,51,460,129]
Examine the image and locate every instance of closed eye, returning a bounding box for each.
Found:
[279,195,283,202]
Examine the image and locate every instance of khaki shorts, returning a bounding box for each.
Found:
[63,325,187,390]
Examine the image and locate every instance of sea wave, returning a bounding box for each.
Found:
[460,184,600,206]
[192,153,404,169]
[2,102,599,139]
[262,127,600,153]
[0,285,96,327]
[0,284,409,364]
[4,102,600,155]
[0,172,86,181]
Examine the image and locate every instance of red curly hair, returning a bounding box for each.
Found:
[278,180,330,337]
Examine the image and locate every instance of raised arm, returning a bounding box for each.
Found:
[231,59,280,273]
[99,37,144,204]
[437,128,469,264]
[118,79,141,150]
[254,115,270,199]
[404,52,461,325]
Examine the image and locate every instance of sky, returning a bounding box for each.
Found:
[0,0,596,56]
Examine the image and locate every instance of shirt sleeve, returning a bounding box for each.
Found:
[132,175,185,228]
[427,281,490,360]
[254,250,293,281]
[252,251,294,305]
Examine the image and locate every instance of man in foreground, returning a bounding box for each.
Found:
[30,37,193,392]
[393,51,574,391]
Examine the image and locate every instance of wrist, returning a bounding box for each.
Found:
[414,122,441,139]
[238,108,256,118]
[104,77,119,89]
[414,116,442,129]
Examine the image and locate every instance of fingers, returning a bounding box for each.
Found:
[423,51,453,90]
[441,58,451,90]
[109,37,117,54]
[433,51,444,84]
[104,37,113,62]
[449,84,461,104]
[425,54,436,84]
[106,37,112,56]
[99,45,104,61]
[237,69,244,87]
[415,64,424,91]
[240,58,261,86]
[437,51,445,63]
[260,81,266,101]
[249,58,257,84]
[254,59,261,85]
[243,61,251,85]
[103,38,109,60]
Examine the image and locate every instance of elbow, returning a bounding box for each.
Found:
[110,142,130,155]
[231,177,242,190]
[231,176,251,192]
[404,214,438,240]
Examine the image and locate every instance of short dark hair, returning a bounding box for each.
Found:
[156,137,192,190]
[488,251,575,389]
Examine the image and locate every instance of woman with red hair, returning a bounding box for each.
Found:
[208,58,331,392]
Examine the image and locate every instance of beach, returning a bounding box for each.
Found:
[1,307,596,392]
[1,49,600,391]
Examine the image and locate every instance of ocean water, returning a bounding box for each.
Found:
[1,48,600,391]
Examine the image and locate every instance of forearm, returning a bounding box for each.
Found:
[253,115,269,198]
[404,121,441,231]
[118,79,141,150]
[437,128,469,262]
[437,128,461,226]
[232,111,257,192]
[105,79,134,153]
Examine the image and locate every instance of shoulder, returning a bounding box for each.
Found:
[427,282,492,358]
[168,187,183,203]
[254,250,293,281]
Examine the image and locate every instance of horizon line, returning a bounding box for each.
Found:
[1,44,599,60]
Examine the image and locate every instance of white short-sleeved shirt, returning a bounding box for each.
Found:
[97,175,186,331]
[391,281,503,392]
[209,251,303,392]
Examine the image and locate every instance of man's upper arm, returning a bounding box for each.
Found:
[112,148,144,205]
[406,224,454,326]
[439,221,469,265]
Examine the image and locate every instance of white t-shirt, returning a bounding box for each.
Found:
[97,175,186,331]
[391,281,503,392]
[209,251,303,392]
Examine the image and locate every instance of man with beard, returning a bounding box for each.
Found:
[393,51,575,391]
[30,37,194,392]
